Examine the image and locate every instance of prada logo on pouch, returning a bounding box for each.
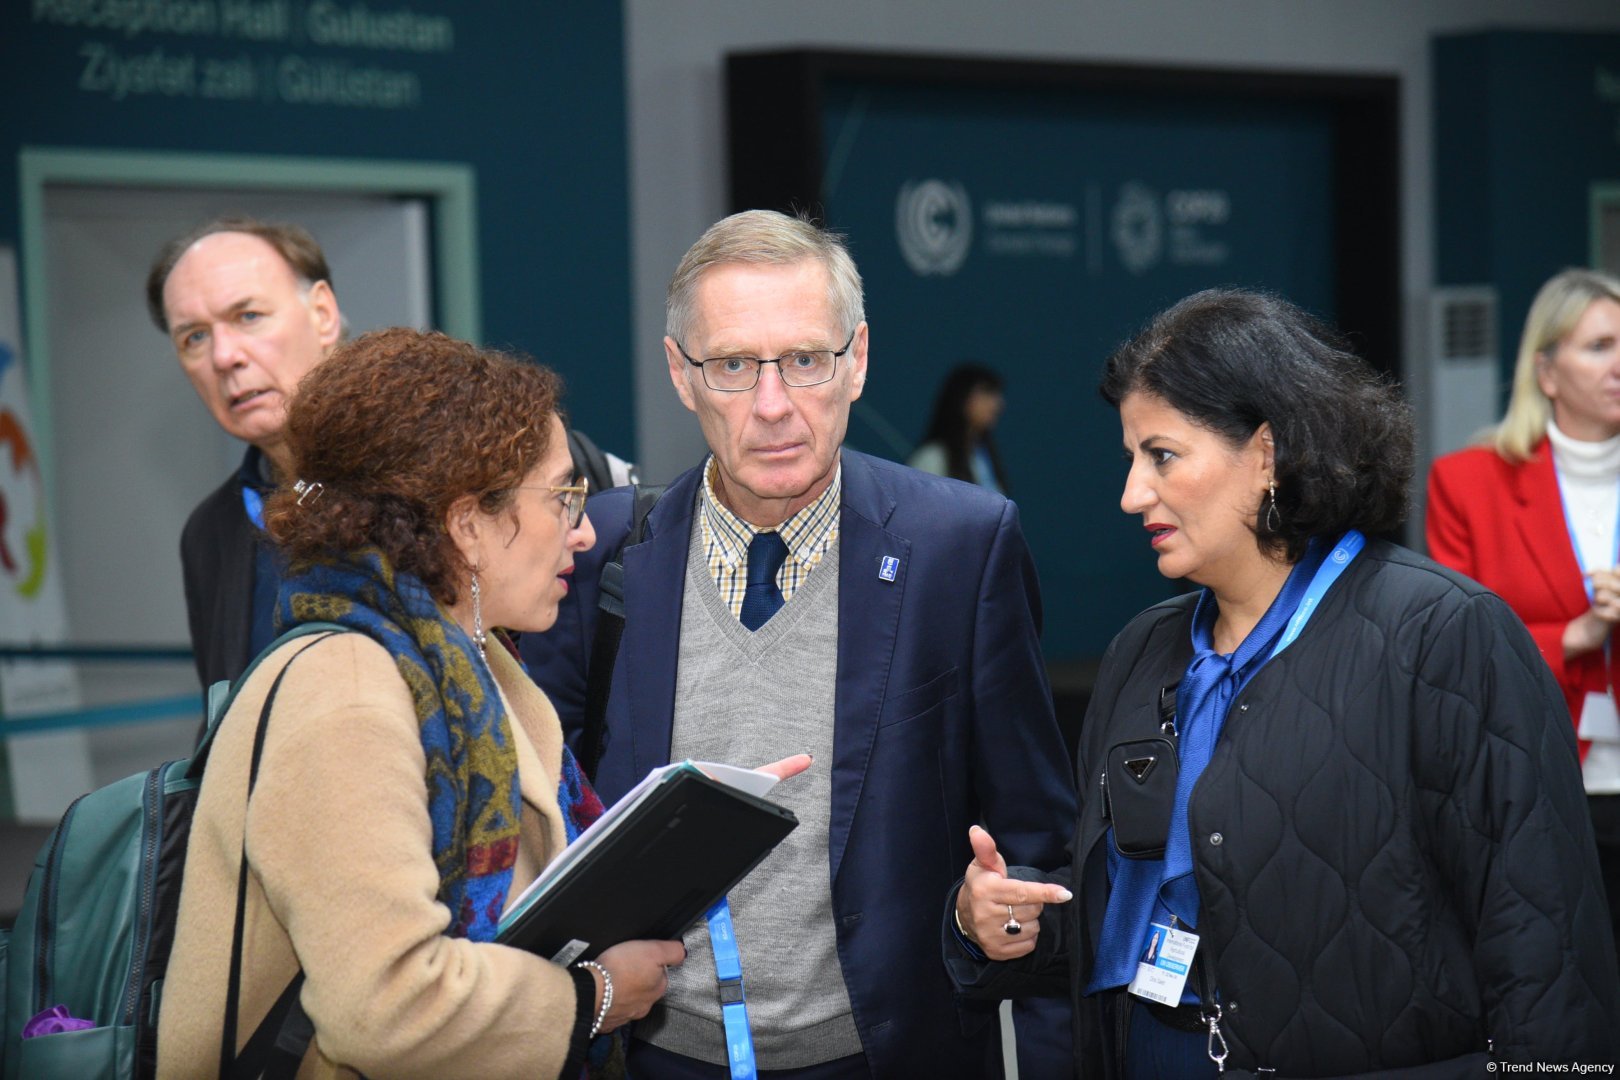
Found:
[1124,756,1158,783]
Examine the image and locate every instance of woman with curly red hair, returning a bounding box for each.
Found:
[159,328,684,1078]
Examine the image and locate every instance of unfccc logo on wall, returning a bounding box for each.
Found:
[896,179,973,276]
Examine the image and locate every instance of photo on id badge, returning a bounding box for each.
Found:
[1142,925,1164,964]
[1130,921,1196,1005]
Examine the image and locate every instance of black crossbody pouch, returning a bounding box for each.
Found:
[1102,684,1180,859]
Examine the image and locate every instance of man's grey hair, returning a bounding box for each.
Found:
[147,216,332,334]
[666,210,865,346]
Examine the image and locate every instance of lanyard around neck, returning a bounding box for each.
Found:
[1266,530,1366,661]
[240,484,266,531]
[707,898,757,1079]
[1552,468,1619,688]
[1552,468,1620,604]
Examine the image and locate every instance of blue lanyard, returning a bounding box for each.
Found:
[240,484,266,531]
[1267,530,1366,660]
[1552,468,1620,603]
[1552,467,1619,679]
[707,898,756,1080]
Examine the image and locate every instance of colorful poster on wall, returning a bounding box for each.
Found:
[0,246,91,823]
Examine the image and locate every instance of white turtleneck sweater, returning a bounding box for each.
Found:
[1548,419,1620,793]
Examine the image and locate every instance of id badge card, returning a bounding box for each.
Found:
[1127,922,1199,1006]
[1579,691,1620,743]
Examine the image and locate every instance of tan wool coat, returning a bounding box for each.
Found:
[157,631,581,1079]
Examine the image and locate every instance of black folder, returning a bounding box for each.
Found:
[497,762,798,963]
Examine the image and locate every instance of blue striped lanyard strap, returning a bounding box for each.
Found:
[1553,471,1620,603]
[241,484,266,530]
[707,897,757,1080]
[1553,470,1620,679]
[1267,530,1366,660]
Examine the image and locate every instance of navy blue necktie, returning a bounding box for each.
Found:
[739,531,789,631]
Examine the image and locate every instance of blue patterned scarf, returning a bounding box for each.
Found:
[276,548,521,942]
[556,742,605,845]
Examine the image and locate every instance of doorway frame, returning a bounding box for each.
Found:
[18,147,479,491]
[1591,180,1620,272]
[728,50,1401,381]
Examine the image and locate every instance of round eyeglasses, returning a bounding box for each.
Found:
[677,330,856,392]
[508,476,589,528]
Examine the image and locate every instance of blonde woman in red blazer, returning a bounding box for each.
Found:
[1427,267,1620,969]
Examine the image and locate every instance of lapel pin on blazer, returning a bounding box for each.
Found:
[878,555,899,582]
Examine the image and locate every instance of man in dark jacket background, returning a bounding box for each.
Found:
[147,217,342,691]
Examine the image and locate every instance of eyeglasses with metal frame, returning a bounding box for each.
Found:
[676,330,857,392]
[508,476,590,529]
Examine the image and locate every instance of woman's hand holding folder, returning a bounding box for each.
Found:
[593,938,689,1032]
[577,756,809,1031]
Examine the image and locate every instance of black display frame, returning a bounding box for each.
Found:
[726,49,1402,378]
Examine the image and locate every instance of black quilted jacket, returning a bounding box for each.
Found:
[950,540,1619,1076]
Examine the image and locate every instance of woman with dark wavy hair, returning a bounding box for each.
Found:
[158,329,690,1078]
[946,289,1618,1077]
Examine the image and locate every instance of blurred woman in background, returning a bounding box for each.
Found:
[908,362,1010,493]
[1427,267,1620,971]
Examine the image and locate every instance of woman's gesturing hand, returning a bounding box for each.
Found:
[955,825,1072,961]
[1592,568,1620,624]
[754,753,813,782]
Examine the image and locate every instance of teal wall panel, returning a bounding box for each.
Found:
[1435,30,1620,390]
[818,80,1338,659]
[0,2,633,450]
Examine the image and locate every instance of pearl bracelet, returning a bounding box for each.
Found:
[576,960,612,1039]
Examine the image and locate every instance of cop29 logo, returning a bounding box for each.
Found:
[896,180,972,276]
[1111,183,1163,275]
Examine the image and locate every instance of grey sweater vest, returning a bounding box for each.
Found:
[635,516,861,1068]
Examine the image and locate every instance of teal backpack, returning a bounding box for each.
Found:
[0,622,344,1079]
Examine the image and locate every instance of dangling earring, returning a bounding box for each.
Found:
[1265,480,1282,533]
[471,571,487,663]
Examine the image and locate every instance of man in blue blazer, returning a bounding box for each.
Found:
[523,210,1074,1079]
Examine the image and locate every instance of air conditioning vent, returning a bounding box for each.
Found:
[1428,285,1502,457]
[1432,286,1497,364]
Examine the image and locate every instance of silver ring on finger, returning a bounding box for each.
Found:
[1003,904,1022,935]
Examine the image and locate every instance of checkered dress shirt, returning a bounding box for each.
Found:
[699,456,842,619]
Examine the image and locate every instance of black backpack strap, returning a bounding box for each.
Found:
[567,427,615,497]
[220,630,341,1080]
[230,975,307,1080]
[579,483,664,780]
